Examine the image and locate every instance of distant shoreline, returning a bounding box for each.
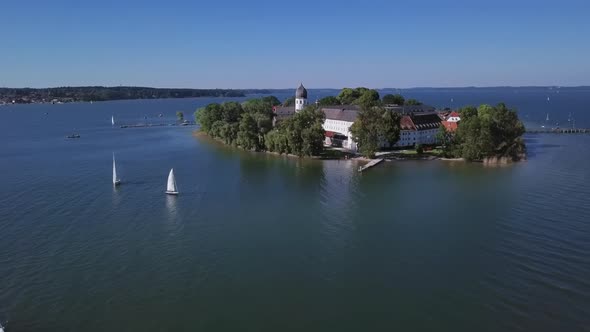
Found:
[0,86,254,105]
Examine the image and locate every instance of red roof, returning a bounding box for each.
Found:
[324,131,336,138]
[447,111,460,119]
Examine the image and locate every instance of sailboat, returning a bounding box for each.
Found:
[111,115,115,126]
[112,153,121,186]
[166,168,179,195]
[546,113,550,122]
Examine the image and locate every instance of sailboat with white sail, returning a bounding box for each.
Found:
[166,168,179,195]
[113,153,121,186]
[111,115,115,126]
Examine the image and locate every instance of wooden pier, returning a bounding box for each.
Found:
[358,158,384,172]
[119,122,196,129]
[526,128,589,134]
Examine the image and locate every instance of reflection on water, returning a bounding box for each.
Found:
[165,194,178,217]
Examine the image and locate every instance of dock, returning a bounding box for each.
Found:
[119,122,196,129]
[526,128,589,134]
[358,158,384,172]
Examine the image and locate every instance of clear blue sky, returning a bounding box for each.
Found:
[1,0,589,88]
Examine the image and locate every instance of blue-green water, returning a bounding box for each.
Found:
[0,89,589,331]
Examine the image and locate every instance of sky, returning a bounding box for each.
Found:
[1,0,590,88]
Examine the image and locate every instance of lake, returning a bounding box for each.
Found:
[0,88,589,331]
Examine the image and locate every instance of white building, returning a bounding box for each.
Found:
[322,106,360,151]
[395,113,441,147]
[295,83,308,111]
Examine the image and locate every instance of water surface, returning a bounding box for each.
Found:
[0,90,589,331]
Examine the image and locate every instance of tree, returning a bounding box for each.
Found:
[380,110,401,147]
[337,88,357,105]
[176,111,184,121]
[355,89,380,107]
[451,103,526,161]
[220,101,242,123]
[436,125,456,157]
[337,87,380,106]
[382,94,405,105]
[262,96,281,107]
[405,99,422,106]
[236,113,259,150]
[415,144,424,154]
[349,106,382,158]
[283,96,295,107]
[195,103,223,133]
[317,96,340,106]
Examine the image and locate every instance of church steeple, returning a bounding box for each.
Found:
[295,83,308,112]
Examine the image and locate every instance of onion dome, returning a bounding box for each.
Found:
[296,83,308,99]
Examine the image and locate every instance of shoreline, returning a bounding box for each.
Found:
[193,130,524,165]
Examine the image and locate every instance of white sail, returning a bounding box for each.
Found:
[546,113,550,121]
[113,153,121,185]
[111,115,115,126]
[166,168,178,194]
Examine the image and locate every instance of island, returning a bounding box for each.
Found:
[194,84,527,164]
[0,86,246,104]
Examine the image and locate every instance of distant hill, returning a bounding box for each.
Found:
[0,86,246,104]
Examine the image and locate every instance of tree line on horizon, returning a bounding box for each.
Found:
[0,86,245,103]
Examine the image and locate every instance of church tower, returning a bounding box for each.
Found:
[295,83,308,112]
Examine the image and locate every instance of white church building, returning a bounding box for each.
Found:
[272,83,442,152]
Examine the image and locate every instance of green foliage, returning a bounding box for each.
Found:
[405,99,422,106]
[356,89,381,107]
[262,96,281,107]
[264,106,325,157]
[317,96,340,106]
[0,86,245,103]
[381,110,402,146]
[382,94,405,105]
[176,111,184,121]
[236,113,260,150]
[415,144,424,154]
[449,103,526,161]
[436,125,456,157]
[283,96,295,107]
[337,87,379,106]
[196,97,325,157]
[350,105,400,158]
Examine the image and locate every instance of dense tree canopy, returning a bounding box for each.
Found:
[405,98,423,106]
[0,86,245,103]
[283,96,295,107]
[337,87,380,106]
[195,97,325,156]
[349,105,401,158]
[382,94,405,105]
[265,106,325,157]
[441,104,526,161]
[317,96,340,106]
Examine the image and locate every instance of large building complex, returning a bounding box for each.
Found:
[272,84,450,152]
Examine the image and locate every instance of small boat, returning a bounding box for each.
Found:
[546,113,550,122]
[111,115,115,126]
[165,168,179,195]
[113,153,121,186]
[66,134,81,139]
[158,113,163,117]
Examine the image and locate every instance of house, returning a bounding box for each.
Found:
[395,112,442,147]
[321,105,361,151]
[441,111,461,132]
